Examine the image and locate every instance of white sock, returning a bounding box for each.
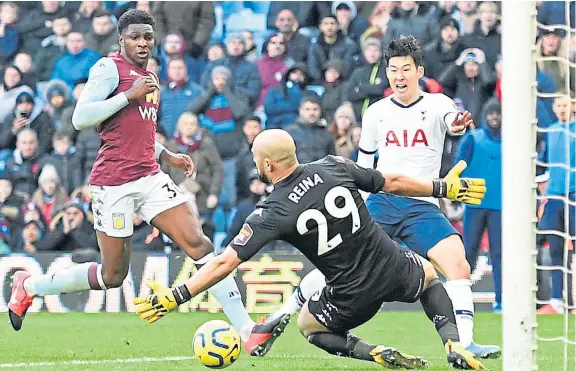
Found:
[550,298,564,313]
[195,253,255,342]
[25,263,105,297]
[445,279,475,348]
[269,268,327,322]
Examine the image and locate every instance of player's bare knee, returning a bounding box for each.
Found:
[101,270,127,288]
[421,258,439,286]
[452,258,471,279]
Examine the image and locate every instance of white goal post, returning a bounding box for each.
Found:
[501,2,538,371]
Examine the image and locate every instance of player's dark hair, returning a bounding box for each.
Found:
[244,115,262,126]
[385,35,424,67]
[117,9,155,35]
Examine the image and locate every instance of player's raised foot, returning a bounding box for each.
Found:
[466,342,501,359]
[8,271,34,331]
[244,313,291,356]
[446,340,488,370]
[370,345,428,369]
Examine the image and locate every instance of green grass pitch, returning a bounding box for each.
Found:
[0,312,573,370]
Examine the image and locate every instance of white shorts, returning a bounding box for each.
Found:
[89,171,188,238]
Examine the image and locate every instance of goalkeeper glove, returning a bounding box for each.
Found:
[433,161,487,205]
[133,279,192,323]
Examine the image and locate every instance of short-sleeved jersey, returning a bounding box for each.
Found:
[359,92,461,205]
[230,155,395,294]
[87,54,160,186]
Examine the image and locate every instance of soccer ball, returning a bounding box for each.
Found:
[193,320,241,368]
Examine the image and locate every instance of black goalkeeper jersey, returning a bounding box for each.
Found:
[230,155,400,296]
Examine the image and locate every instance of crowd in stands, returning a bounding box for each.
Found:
[0,0,574,296]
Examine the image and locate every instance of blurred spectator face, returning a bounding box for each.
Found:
[3,66,21,88]
[242,31,255,51]
[73,82,86,101]
[485,111,501,130]
[441,25,459,45]
[386,56,424,101]
[336,115,352,132]
[24,209,40,223]
[364,45,382,64]
[41,179,56,196]
[226,38,244,57]
[16,100,33,116]
[164,34,182,55]
[207,45,225,61]
[23,223,40,243]
[553,96,571,122]
[66,32,85,55]
[17,131,38,159]
[146,57,159,74]
[439,1,455,11]
[0,3,18,24]
[177,113,199,137]
[167,59,188,82]
[65,206,84,226]
[136,1,150,13]
[541,33,561,56]
[0,180,13,200]
[13,53,32,74]
[400,1,416,11]
[463,60,479,78]
[335,4,352,31]
[276,10,297,33]
[320,17,338,38]
[42,1,60,13]
[266,35,286,58]
[49,92,65,108]
[53,137,70,156]
[325,67,340,83]
[299,101,321,124]
[457,1,477,15]
[288,69,305,83]
[374,1,395,14]
[250,179,266,196]
[479,2,498,28]
[52,17,72,37]
[82,1,102,14]
[92,14,112,35]
[243,119,262,144]
[351,126,362,148]
[212,72,228,92]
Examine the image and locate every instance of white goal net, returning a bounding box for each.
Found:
[503,1,575,370]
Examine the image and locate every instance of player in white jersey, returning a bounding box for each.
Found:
[267,35,501,360]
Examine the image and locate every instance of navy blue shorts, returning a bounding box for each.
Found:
[366,193,460,257]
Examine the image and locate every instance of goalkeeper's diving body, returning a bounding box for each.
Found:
[269,35,501,360]
[135,129,488,369]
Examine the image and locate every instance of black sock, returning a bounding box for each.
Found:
[420,279,460,345]
[308,333,377,362]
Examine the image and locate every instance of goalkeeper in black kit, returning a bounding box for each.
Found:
[134,130,488,370]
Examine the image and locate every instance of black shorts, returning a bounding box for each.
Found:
[307,244,426,334]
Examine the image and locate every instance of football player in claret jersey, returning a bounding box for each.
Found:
[7,10,287,356]
[272,35,501,359]
[133,130,487,369]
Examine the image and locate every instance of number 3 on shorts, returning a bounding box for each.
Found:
[162,181,182,199]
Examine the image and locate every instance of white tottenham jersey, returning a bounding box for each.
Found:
[358,92,462,205]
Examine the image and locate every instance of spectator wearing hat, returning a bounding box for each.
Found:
[15,1,69,54]
[0,171,24,224]
[332,1,370,44]
[32,164,68,226]
[0,65,34,124]
[424,16,467,81]
[0,91,54,155]
[159,58,204,137]
[84,9,118,57]
[461,1,501,70]
[51,30,100,91]
[201,33,262,108]
[264,63,309,129]
[344,37,388,122]
[256,33,293,108]
[152,1,215,60]
[33,15,72,82]
[382,2,440,49]
[158,32,206,85]
[438,47,497,125]
[40,131,83,194]
[4,128,42,198]
[236,116,263,201]
[164,112,224,223]
[321,59,347,124]
[43,79,73,130]
[308,15,359,82]
[455,99,503,313]
[190,66,251,212]
[274,9,311,65]
[38,200,96,252]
